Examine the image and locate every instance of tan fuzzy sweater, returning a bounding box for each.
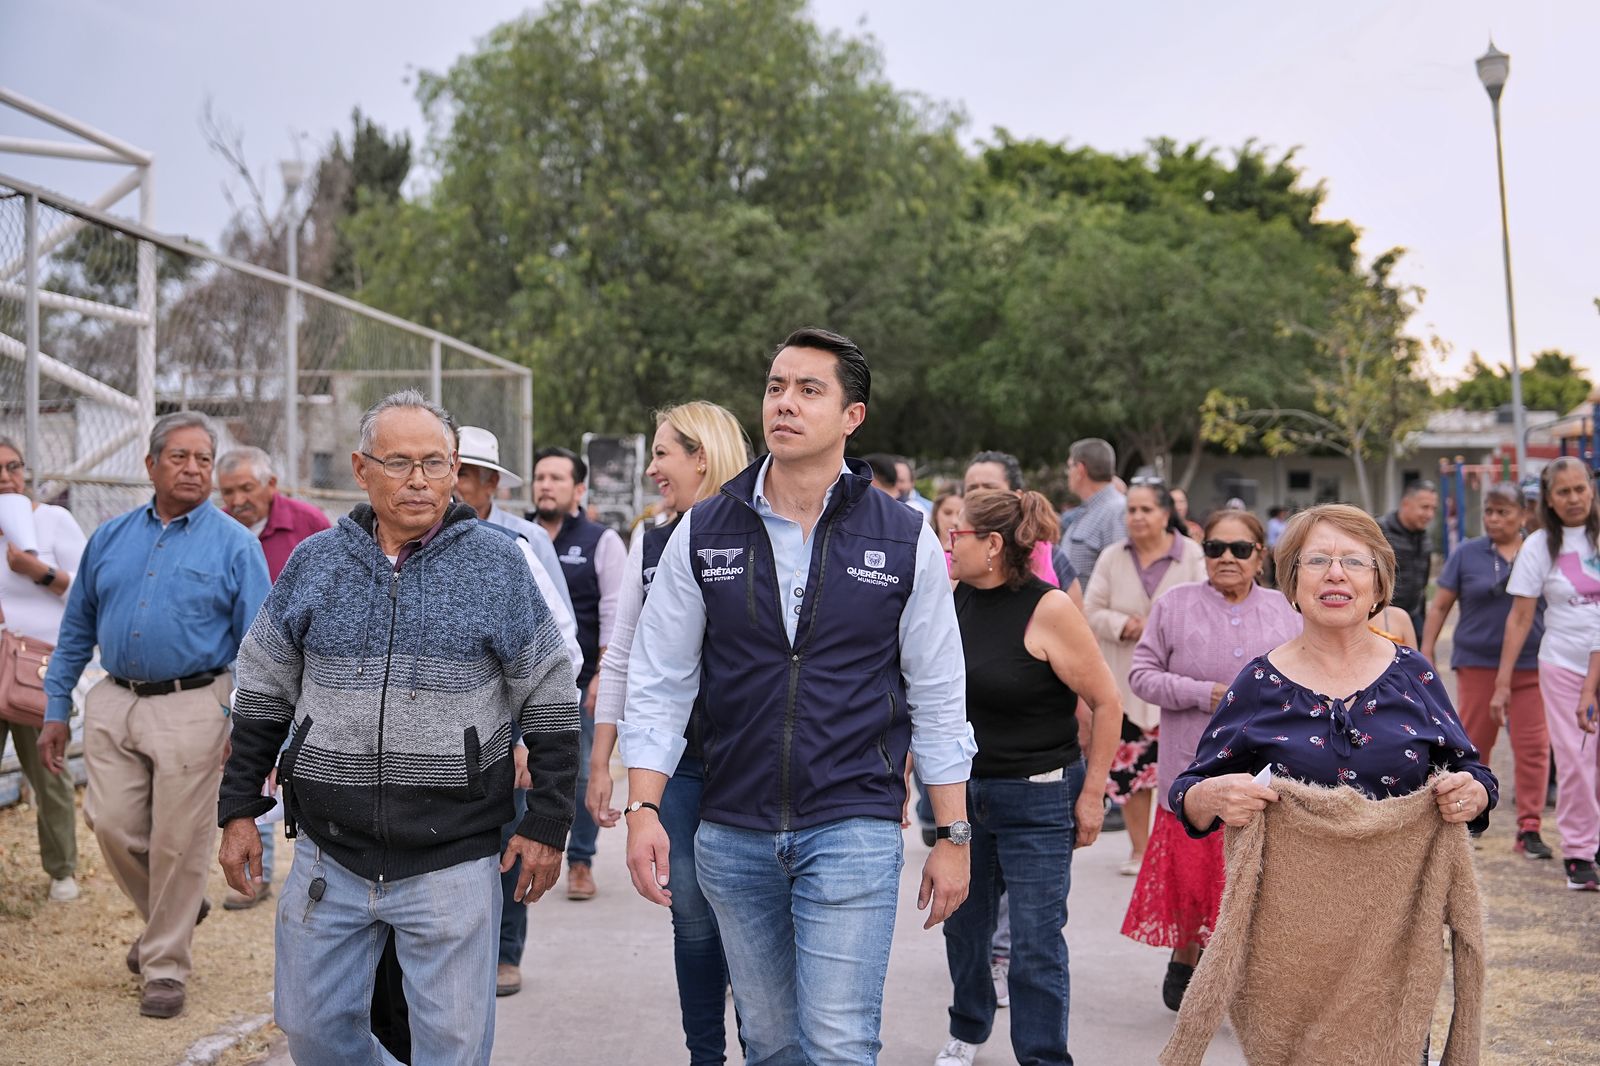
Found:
[1160,778,1485,1066]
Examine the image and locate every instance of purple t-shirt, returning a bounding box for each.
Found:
[1437,536,1543,671]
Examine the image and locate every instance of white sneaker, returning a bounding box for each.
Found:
[48,876,80,902]
[934,1038,981,1066]
[991,956,1010,1008]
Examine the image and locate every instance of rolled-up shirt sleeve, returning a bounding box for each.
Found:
[618,509,703,776]
[900,523,976,785]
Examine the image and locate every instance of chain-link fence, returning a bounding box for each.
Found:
[0,174,531,533]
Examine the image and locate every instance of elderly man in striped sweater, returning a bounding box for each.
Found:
[217,390,579,1066]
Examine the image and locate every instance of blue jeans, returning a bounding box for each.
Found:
[697,816,902,1066]
[498,788,530,966]
[567,711,598,866]
[275,842,501,1066]
[944,760,1084,1066]
[662,757,732,1064]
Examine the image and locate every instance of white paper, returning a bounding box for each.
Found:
[1253,764,1273,788]
[0,494,38,553]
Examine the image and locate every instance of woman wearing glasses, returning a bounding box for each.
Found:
[1122,509,1299,1010]
[1168,505,1495,1062]
[1084,480,1206,875]
[936,489,1122,1066]
[0,438,86,903]
[1174,504,1493,828]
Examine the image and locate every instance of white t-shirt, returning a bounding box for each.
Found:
[0,502,88,644]
[1506,525,1600,674]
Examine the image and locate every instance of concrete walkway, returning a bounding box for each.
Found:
[261,815,1244,1065]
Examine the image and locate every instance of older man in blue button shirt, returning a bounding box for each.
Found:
[39,412,269,1020]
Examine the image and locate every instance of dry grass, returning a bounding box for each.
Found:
[1428,748,1600,1065]
[0,790,282,1066]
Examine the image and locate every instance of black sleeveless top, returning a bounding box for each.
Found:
[954,576,1081,778]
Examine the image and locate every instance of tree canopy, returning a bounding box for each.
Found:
[1450,350,1592,415]
[334,0,1435,481]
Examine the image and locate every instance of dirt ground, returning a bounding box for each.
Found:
[1432,748,1600,1066]
[0,791,284,1066]
[1,713,1597,1064]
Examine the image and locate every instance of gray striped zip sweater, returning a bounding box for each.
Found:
[218,502,579,881]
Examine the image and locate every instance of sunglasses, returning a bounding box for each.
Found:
[1129,475,1165,487]
[1202,539,1259,560]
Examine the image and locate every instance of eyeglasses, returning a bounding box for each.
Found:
[1202,539,1258,560]
[947,529,985,543]
[1129,476,1165,487]
[361,452,456,480]
[1,460,24,475]
[1299,553,1377,574]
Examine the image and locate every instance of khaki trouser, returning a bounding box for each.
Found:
[82,675,228,984]
[0,719,78,880]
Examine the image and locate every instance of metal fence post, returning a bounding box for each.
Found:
[135,166,156,444]
[429,337,443,405]
[23,192,40,479]
[284,255,300,493]
[520,371,534,499]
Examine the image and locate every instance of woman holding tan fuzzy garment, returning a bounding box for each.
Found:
[1166,504,1496,1065]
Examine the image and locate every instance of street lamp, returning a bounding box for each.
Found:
[1476,41,1528,479]
[280,159,305,491]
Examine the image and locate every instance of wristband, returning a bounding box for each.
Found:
[36,566,58,588]
[623,800,661,818]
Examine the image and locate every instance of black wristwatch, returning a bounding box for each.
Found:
[935,820,973,845]
[623,801,661,818]
[35,566,57,588]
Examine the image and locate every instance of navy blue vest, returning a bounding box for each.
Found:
[552,511,607,689]
[688,456,921,831]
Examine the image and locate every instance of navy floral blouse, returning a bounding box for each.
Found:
[1170,644,1499,837]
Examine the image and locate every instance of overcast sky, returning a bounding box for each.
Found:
[4,1,1597,384]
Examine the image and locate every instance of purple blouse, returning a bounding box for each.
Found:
[1128,581,1302,812]
[1170,644,1499,837]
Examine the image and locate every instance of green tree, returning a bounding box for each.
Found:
[1200,252,1437,511]
[343,0,970,447]
[978,134,1360,271]
[925,175,1337,477]
[318,109,413,293]
[1451,349,1591,414]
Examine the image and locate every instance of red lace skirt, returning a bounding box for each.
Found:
[1120,804,1225,950]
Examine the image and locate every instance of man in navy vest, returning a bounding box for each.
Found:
[619,327,976,1065]
[532,445,626,900]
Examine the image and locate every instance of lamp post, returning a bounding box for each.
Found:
[280,159,305,492]
[1476,41,1528,480]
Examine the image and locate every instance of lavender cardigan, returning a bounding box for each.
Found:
[1127,580,1301,811]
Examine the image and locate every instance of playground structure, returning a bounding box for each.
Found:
[1436,401,1600,549]
[0,87,532,531]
